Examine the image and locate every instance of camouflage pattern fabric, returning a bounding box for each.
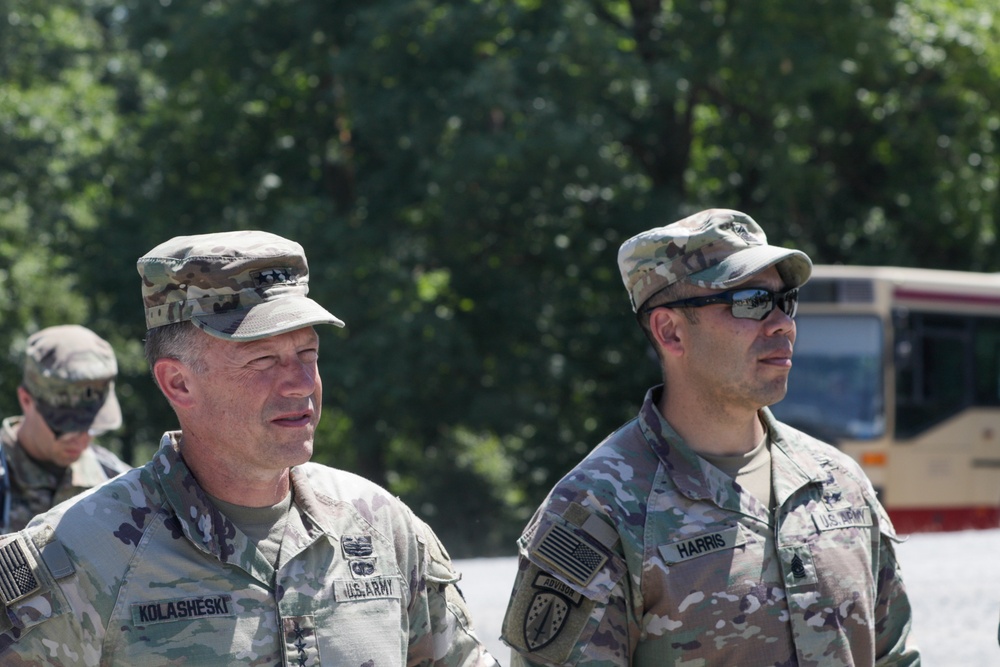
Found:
[137,230,344,341]
[501,386,920,666]
[616,208,812,311]
[0,416,131,534]
[22,325,122,435]
[0,432,498,667]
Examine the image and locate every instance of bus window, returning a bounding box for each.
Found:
[771,315,883,443]
[896,313,1000,438]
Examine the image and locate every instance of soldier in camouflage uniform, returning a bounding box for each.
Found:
[502,209,920,666]
[0,325,131,534]
[0,230,498,666]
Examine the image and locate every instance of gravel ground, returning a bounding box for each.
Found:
[456,528,1000,665]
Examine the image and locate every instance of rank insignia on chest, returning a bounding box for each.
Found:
[341,535,373,558]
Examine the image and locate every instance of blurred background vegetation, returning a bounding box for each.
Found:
[1,0,998,556]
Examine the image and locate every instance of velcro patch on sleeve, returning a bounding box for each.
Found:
[0,536,42,606]
[502,561,597,663]
[534,523,607,587]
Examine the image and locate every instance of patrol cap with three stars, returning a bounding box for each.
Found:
[617,208,813,311]
[22,325,122,435]
[137,230,345,341]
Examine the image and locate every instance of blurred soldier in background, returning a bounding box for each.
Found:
[0,230,497,666]
[502,209,920,665]
[0,324,130,533]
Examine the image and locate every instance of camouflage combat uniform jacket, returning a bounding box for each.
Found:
[0,432,498,667]
[0,416,131,533]
[502,387,919,666]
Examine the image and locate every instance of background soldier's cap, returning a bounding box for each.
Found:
[617,208,813,311]
[137,230,345,341]
[22,325,122,435]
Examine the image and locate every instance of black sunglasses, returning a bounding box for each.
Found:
[644,287,799,321]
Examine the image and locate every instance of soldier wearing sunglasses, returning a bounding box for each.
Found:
[0,325,131,534]
[502,209,919,666]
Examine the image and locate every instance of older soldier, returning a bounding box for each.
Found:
[0,325,130,533]
[0,231,498,666]
[501,209,920,665]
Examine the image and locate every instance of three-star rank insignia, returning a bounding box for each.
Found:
[524,591,570,651]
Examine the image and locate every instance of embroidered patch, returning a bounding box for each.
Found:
[822,489,851,510]
[533,573,582,605]
[791,554,807,579]
[659,526,745,563]
[813,507,872,532]
[349,557,378,578]
[334,576,400,602]
[251,267,296,287]
[534,523,607,587]
[131,594,234,626]
[0,537,41,605]
[524,591,570,651]
[341,535,373,558]
[283,615,321,666]
[782,545,817,587]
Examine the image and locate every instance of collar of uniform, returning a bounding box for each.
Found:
[286,465,334,546]
[637,386,744,512]
[152,432,271,584]
[762,408,826,508]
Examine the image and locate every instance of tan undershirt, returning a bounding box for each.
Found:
[208,491,293,569]
[699,433,773,510]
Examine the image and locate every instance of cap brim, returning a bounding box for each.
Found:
[36,382,121,435]
[90,381,122,434]
[688,246,812,290]
[192,295,346,341]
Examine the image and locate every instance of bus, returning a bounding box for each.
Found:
[770,265,1000,533]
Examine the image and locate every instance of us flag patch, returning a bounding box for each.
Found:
[535,523,607,587]
[0,537,41,605]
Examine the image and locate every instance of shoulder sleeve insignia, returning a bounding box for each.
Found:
[0,536,42,606]
[535,522,607,587]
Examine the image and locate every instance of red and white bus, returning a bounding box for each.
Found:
[771,265,1000,533]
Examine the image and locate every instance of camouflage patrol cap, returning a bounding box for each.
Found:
[137,230,345,341]
[22,325,122,435]
[617,208,813,311]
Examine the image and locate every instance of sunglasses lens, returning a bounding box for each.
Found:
[777,289,798,318]
[731,290,774,320]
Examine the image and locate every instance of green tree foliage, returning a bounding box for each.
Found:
[2,0,998,554]
[0,1,146,460]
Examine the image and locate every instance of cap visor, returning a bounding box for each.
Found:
[192,296,346,341]
[689,246,812,289]
[89,382,123,434]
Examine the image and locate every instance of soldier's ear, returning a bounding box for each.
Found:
[649,307,685,358]
[153,358,195,409]
[16,385,33,413]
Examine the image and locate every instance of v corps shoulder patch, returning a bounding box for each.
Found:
[0,536,42,606]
